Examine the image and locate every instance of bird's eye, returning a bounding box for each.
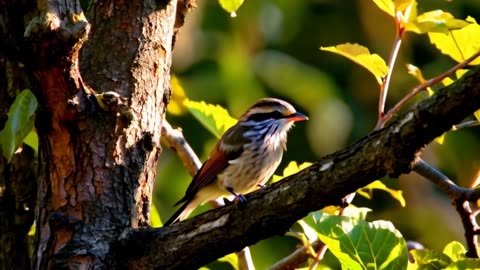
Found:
[247,110,285,121]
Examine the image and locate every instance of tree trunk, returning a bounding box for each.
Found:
[0,0,190,268]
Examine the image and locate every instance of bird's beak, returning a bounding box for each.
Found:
[286,112,308,122]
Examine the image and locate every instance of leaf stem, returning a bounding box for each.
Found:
[377,17,404,127]
[376,49,480,129]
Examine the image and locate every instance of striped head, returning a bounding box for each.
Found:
[237,98,308,150]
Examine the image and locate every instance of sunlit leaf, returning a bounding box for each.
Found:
[168,76,187,115]
[312,212,408,270]
[372,0,395,17]
[340,206,371,220]
[405,10,471,34]
[406,64,435,96]
[321,43,388,85]
[23,129,38,153]
[474,110,480,122]
[297,219,319,242]
[272,161,313,183]
[394,0,415,14]
[443,241,466,262]
[219,0,244,17]
[0,89,37,162]
[184,99,237,138]
[435,133,446,145]
[408,241,480,270]
[217,253,239,270]
[408,249,452,270]
[372,0,415,17]
[442,76,455,87]
[357,180,406,207]
[429,16,480,65]
[150,204,162,227]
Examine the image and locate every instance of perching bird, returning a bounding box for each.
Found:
[164,98,308,226]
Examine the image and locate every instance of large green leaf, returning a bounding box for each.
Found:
[0,89,38,162]
[321,43,388,85]
[184,99,237,139]
[428,16,480,65]
[311,212,408,270]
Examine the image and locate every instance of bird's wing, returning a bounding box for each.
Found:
[174,125,248,206]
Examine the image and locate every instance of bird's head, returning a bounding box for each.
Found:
[240,98,308,125]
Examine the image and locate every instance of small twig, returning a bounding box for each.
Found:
[161,120,201,175]
[377,14,404,125]
[452,120,480,130]
[308,244,328,270]
[160,119,254,270]
[268,240,324,270]
[377,50,480,129]
[454,200,479,258]
[412,158,471,200]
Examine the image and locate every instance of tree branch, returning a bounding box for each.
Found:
[119,66,480,269]
[413,158,480,257]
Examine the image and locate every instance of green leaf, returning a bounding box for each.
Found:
[409,242,480,270]
[408,249,452,269]
[218,0,244,17]
[312,213,408,270]
[435,133,445,145]
[372,0,415,17]
[296,219,319,242]
[474,110,480,122]
[405,10,471,34]
[357,180,406,207]
[321,43,388,85]
[447,259,480,269]
[23,130,38,153]
[0,89,38,162]
[150,203,162,227]
[271,161,313,183]
[372,0,395,17]
[168,75,187,115]
[340,206,372,220]
[442,241,466,262]
[184,99,237,139]
[217,253,239,270]
[429,16,480,65]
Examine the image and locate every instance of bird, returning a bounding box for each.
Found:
[163,98,308,226]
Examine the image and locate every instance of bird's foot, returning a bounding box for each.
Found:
[257,184,267,189]
[226,187,247,203]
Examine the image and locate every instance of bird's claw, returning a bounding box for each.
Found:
[236,194,247,203]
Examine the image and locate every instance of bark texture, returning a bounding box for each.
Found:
[10,0,186,268]
[119,67,480,269]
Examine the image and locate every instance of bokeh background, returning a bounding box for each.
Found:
[155,0,480,268]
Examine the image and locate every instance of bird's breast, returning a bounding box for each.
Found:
[218,142,284,194]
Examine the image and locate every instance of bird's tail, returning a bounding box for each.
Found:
[163,200,196,226]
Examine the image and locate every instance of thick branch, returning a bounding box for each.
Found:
[119,67,480,269]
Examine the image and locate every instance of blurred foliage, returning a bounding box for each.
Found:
[156,0,480,268]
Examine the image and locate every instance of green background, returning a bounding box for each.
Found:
[155,1,480,268]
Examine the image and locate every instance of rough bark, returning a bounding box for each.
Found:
[119,67,480,269]
[0,0,190,268]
